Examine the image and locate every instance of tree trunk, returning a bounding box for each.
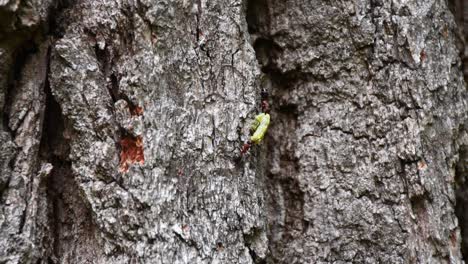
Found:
[0,0,467,263]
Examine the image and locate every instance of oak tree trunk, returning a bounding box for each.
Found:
[0,0,467,263]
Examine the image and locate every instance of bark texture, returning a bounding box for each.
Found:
[0,0,467,263]
[251,1,468,263]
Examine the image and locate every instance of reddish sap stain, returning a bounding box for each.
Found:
[119,135,144,172]
[130,105,144,116]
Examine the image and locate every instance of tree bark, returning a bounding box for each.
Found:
[0,0,467,263]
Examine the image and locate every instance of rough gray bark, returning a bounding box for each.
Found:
[0,0,467,264]
[251,1,468,262]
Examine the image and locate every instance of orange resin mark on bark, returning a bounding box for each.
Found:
[417,160,427,170]
[119,135,145,173]
[420,49,427,62]
[130,105,144,116]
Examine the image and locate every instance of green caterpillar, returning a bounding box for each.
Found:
[250,112,270,144]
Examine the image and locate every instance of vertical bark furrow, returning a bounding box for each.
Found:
[40,75,87,262]
[0,39,50,264]
[448,0,468,82]
[455,143,468,259]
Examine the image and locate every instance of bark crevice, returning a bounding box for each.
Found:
[39,60,100,262]
[245,0,305,262]
[448,0,468,82]
[243,228,267,264]
[2,40,40,136]
[455,144,468,259]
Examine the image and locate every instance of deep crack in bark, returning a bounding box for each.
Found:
[39,51,101,263]
[245,0,305,262]
[448,0,468,82]
[455,144,468,259]
[448,1,468,260]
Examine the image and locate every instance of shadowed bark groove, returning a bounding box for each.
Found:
[447,2,468,261]
[40,70,102,263]
[246,0,306,262]
[448,0,468,82]
[2,41,39,136]
[455,144,468,259]
[265,79,303,262]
